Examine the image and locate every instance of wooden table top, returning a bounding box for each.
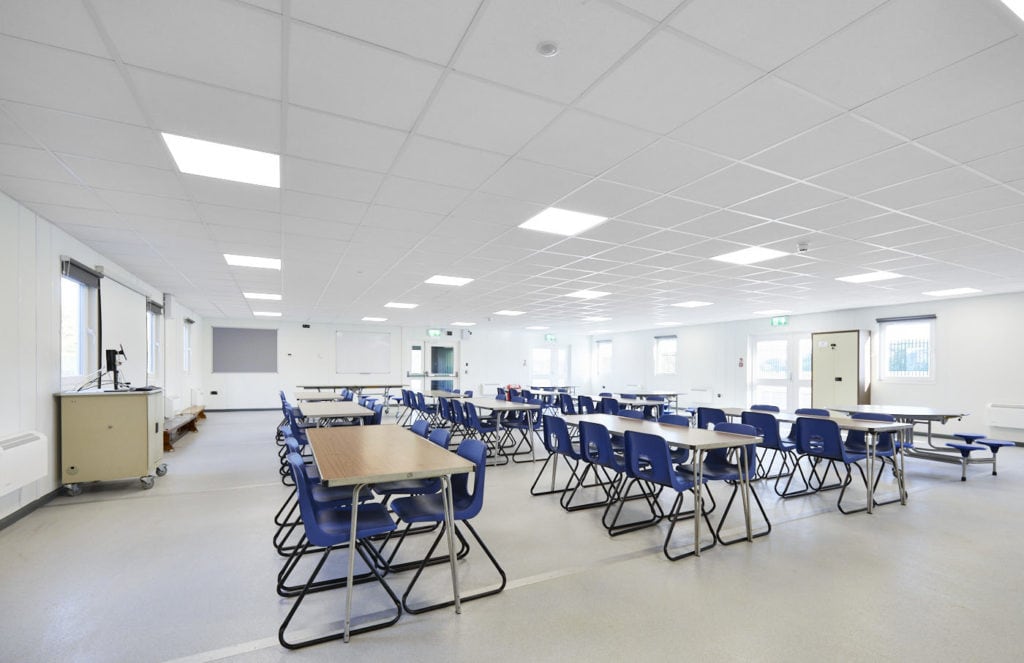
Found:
[308,425,475,487]
[297,384,404,391]
[424,390,466,399]
[299,401,375,418]
[830,405,967,421]
[464,398,542,412]
[295,390,344,401]
[720,408,912,434]
[560,414,759,451]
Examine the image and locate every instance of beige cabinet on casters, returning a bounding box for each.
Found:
[811,330,870,409]
[57,389,166,495]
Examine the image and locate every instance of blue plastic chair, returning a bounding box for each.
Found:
[580,421,663,536]
[623,431,714,560]
[465,402,504,465]
[577,395,598,414]
[558,392,577,415]
[410,418,430,438]
[278,452,399,648]
[697,407,727,429]
[387,439,506,614]
[677,422,770,545]
[373,429,452,499]
[601,397,620,415]
[741,410,795,486]
[618,409,643,420]
[781,417,874,513]
[530,415,578,497]
[750,404,780,412]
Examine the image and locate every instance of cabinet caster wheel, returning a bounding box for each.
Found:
[64,484,82,497]
[155,464,168,477]
[140,476,155,490]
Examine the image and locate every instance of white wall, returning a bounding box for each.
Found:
[160,295,203,417]
[0,191,164,520]
[591,293,1024,441]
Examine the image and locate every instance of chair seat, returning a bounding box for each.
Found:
[677,462,737,482]
[976,439,1015,452]
[373,478,442,496]
[308,502,396,547]
[946,442,986,456]
[953,433,986,444]
[391,492,474,523]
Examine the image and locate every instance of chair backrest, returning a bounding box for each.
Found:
[559,392,577,415]
[697,407,727,429]
[796,417,845,459]
[465,402,486,430]
[618,409,643,420]
[541,414,576,458]
[415,392,428,411]
[285,405,307,444]
[847,412,896,448]
[438,397,451,421]
[497,387,505,397]
[599,392,612,397]
[411,419,430,438]
[463,390,473,397]
[601,397,620,415]
[750,404,780,412]
[741,410,783,449]
[620,393,637,399]
[452,388,461,394]
[795,408,830,416]
[658,413,691,427]
[286,452,342,548]
[580,421,620,469]
[711,422,759,477]
[451,439,487,520]
[427,428,452,449]
[450,400,465,427]
[371,403,384,425]
[623,430,675,487]
[577,395,597,414]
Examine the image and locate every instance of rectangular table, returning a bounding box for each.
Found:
[298,400,375,426]
[308,425,475,641]
[463,398,543,463]
[561,413,761,556]
[722,407,912,512]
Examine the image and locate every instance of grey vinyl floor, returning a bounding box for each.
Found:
[2,410,1023,662]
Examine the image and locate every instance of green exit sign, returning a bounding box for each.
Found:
[770,316,789,327]
[427,328,442,337]
[544,333,557,342]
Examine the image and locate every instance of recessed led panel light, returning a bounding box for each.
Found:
[711,246,788,265]
[450,321,476,326]
[384,302,418,309]
[519,207,608,236]
[243,292,282,301]
[923,287,981,297]
[494,310,525,316]
[525,325,549,330]
[566,289,610,300]
[362,317,387,322]
[225,254,281,270]
[1001,1,1024,21]
[671,300,713,308]
[162,133,280,188]
[835,271,903,284]
[753,309,792,316]
[583,316,611,322]
[253,311,281,317]
[425,275,474,286]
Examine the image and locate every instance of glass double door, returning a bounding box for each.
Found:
[750,334,811,411]
[409,341,459,392]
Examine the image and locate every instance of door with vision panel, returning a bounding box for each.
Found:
[811,330,870,408]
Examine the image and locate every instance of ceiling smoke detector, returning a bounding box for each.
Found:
[537,41,559,57]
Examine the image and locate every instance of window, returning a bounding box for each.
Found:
[653,336,677,375]
[146,310,157,374]
[595,340,612,376]
[749,334,812,410]
[531,346,569,387]
[183,321,192,373]
[61,276,86,377]
[879,317,934,380]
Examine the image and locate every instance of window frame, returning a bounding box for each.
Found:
[653,335,677,376]
[878,316,936,383]
[182,320,192,374]
[595,339,612,378]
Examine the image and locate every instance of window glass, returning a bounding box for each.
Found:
[146,310,158,374]
[183,322,192,373]
[596,340,612,376]
[880,319,934,380]
[61,277,85,377]
[654,337,677,375]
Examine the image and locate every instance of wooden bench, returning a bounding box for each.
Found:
[163,405,205,451]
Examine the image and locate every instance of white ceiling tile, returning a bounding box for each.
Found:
[128,67,281,153]
[134,218,208,238]
[810,143,951,196]
[451,192,544,227]
[672,0,885,70]
[628,229,708,253]
[27,204,131,230]
[417,73,563,155]
[0,108,35,147]
[749,115,903,179]
[97,190,198,221]
[733,184,843,221]
[673,163,790,207]
[782,198,889,231]
[60,154,185,198]
[0,0,109,56]
[281,157,382,203]
[182,174,280,212]
[904,185,1024,222]
[288,23,441,130]
[92,0,281,98]
[283,215,359,241]
[863,167,992,210]
[0,175,107,209]
[374,175,470,215]
[519,109,654,176]
[579,31,761,134]
[613,0,682,21]
[480,159,589,206]
[556,179,657,218]
[0,36,144,124]
[292,0,477,65]
[679,210,765,238]
[919,101,1024,163]
[363,204,445,234]
[281,190,367,223]
[857,38,1024,139]
[619,196,715,229]
[207,224,281,246]
[285,106,406,172]
[672,76,841,160]
[577,219,658,244]
[602,139,729,193]
[2,103,172,168]
[936,204,1024,233]
[0,144,75,183]
[776,0,1014,108]
[391,135,507,189]
[968,146,1024,183]
[454,0,652,103]
[827,213,926,240]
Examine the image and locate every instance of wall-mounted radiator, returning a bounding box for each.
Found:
[0,431,48,497]
[987,404,1024,430]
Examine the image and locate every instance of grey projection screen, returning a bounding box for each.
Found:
[211,327,278,373]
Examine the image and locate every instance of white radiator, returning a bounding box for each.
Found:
[690,388,713,405]
[987,404,1024,430]
[0,431,48,497]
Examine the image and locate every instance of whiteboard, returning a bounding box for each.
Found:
[336,331,391,374]
[100,279,147,388]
